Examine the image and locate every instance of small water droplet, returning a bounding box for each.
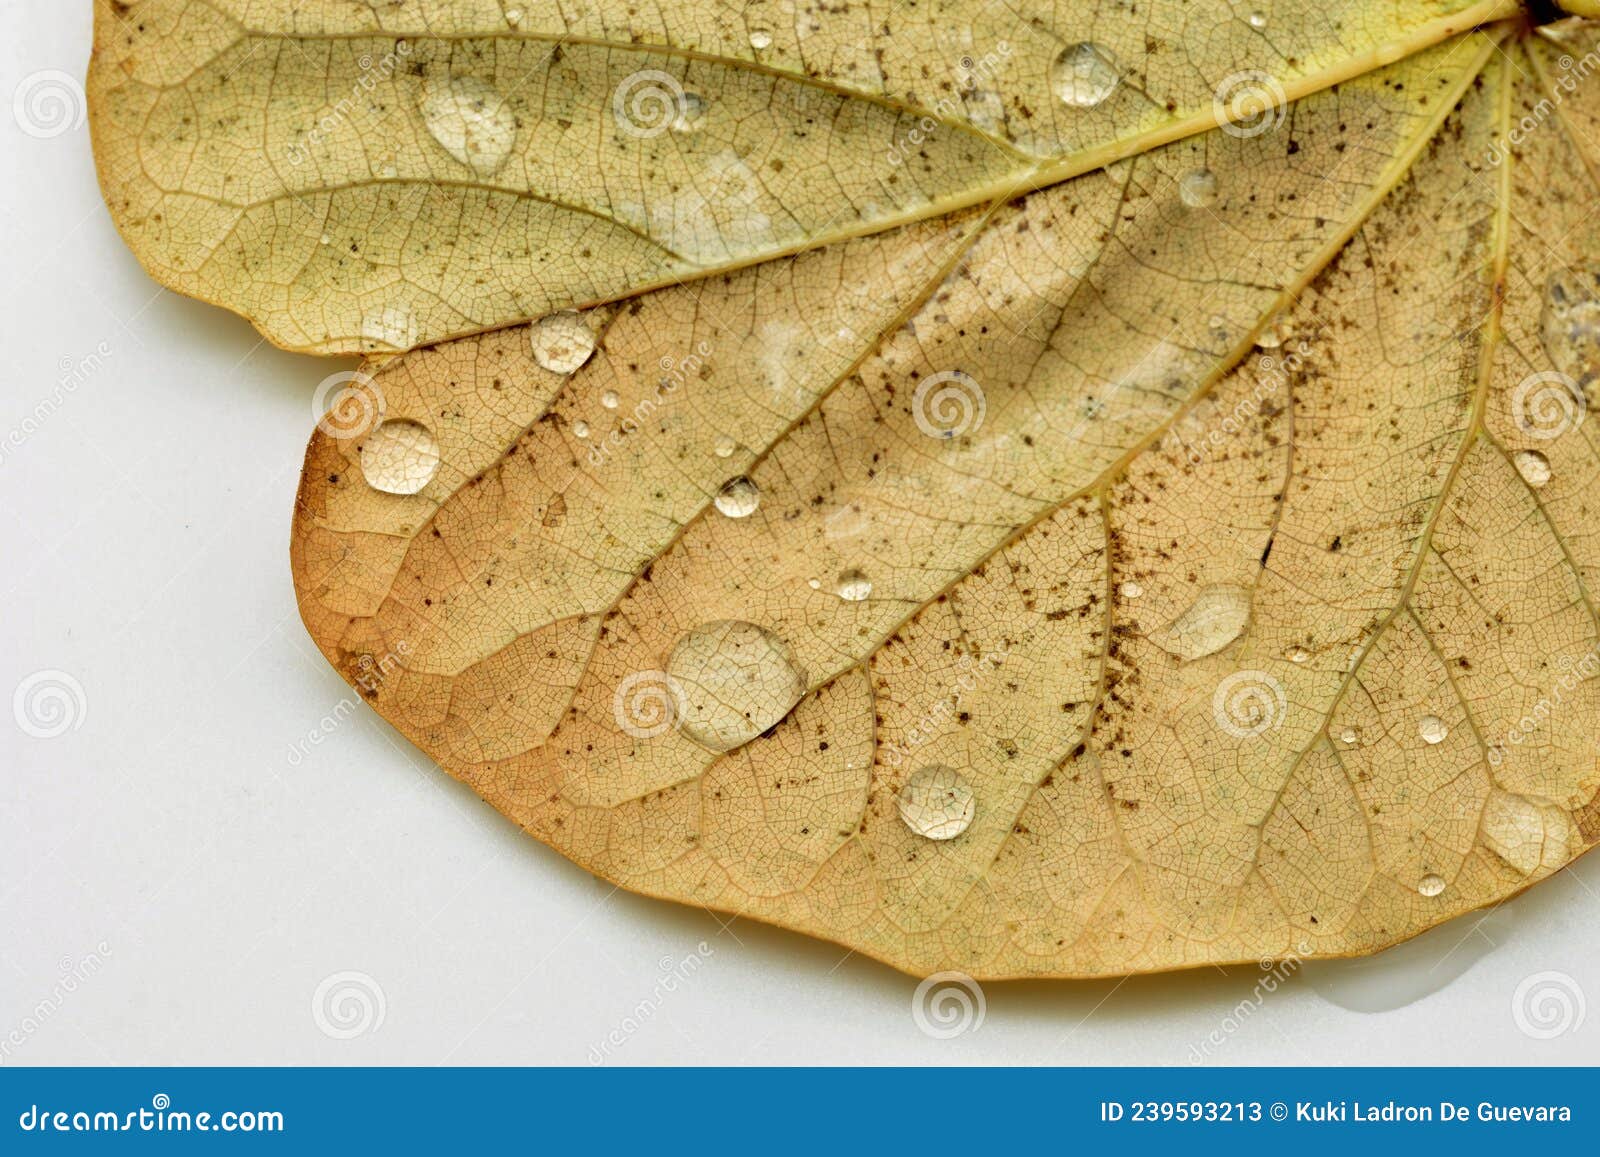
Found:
[1151,584,1251,661]
[361,419,440,495]
[1247,11,1269,29]
[835,569,872,601]
[1178,168,1218,209]
[665,620,806,752]
[1338,726,1359,745]
[898,765,977,840]
[713,435,736,459]
[504,7,522,25]
[1050,43,1120,108]
[1119,580,1143,599]
[714,476,760,518]
[748,29,773,50]
[807,577,822,590]
[1256,313,1291,349]
[1286,645,1310,664]
[600,389,620,410]
[1513,448,1552,487]
[1419,715,1448,744]
[1418,873,1446,897]
[529,312,596,375]
[573,419,589,438]
[318,232,332,246]
[1539,265,1600,388]
[420,77,518,176]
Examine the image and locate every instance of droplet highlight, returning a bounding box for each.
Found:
[1178,168,1218,209]
[665,620,807,753]
[898,765,977,840]
[835,569,872,601]
[1150,584,1251,661]
[420,76,518,176]
[1419,715,1448,745]
[1418,873,1446,898]
[530,312,596,375]
[1050,43,1120,108]
[1514,449,1552,487]
[361,419,440,495]
[714,476,760,519]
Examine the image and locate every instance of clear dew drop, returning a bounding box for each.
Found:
[1339,726,1359,745]
[1418,873,1446,898]
[1514,449,1552,487]
[898,765,977,841]
[748,29,773,50]
[1119,580,1143,599]
[665,620,806,753]
[1256,313,1291,349]
[713,476,761,518]
[1538,265,1600,387]
[1151,584,1251,661]
[835,569,872,601]
[1419,714,1448,745]
[1049,42,1121,109]
[572,419,589,439]
[1286,645,1310,664]
[504,7,522,25]
[420,76,518,176]
[713,435,737,459]
[318,232,332,246]
[600,389,620,410]
[529,312,596,375]
[1247,11,1269,29]
[1178,168,1218,209]
[360,419,440,495]
[807,577,822,590]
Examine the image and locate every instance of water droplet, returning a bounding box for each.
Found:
[504,7,522,25]
[1247,11,1269,29]
[1256,313,1291,349]
[1514,448,1552,487]
[665,620,806,752]
[713,476,760,519]
[1150,584,1251,661]
[1119,580,1143,599]
[1338,726,1359,745]
[898,765,977,841]
[1050,42,1120,109]
[672,91,708,133]
[1286,645,1310,664]
[529,312,596,375]
[713,435,736,459]
[1178,168,1218,209]
[360,306,418,350]
[361,419,440,495]
[807,577,822,590]
[573,419,589,439]
[420,77,518,176]
[748,29,773,50]
[835,569,872,601]
[1419,714,1448,744]
[1539,265,1600,388]
[318,232,332,246]
[1481,790,1577,876]
[1418,873,1446,898]
[600,390,620,410]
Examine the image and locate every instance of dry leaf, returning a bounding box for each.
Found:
[97,1,1600,978]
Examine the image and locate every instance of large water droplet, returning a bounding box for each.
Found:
[665,620,806,752]
[1539,265,1600,388]
[1418,714,1448,745]
[420,77,518,176]
[1150,584,1251,660]
[1514,449,1552,487]
[1050,43,1120,108]
[1178,168,1218,208]
[1481,791,1576,876]
[1418,873,1446,898]
[835,569,872,601]
[530,312,596,375]
[897,765,977,840]
[361,419,440,495]
[714,476,760,518]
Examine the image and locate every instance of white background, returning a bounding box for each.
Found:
[3,2,1597,1067]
